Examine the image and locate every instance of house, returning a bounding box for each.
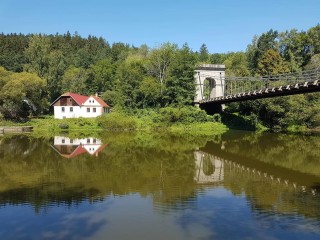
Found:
[51,92,110,119]
[51,136,107,158]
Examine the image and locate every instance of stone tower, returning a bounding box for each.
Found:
[194,64,226,105]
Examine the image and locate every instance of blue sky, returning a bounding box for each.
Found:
[0,0,319,53]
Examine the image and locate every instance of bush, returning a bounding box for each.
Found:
[96,112,137,130]
[158,106,214,124]
[58,123,69,129]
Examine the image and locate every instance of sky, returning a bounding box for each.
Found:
[0,0,319,53]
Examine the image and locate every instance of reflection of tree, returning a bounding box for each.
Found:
[201,131,320,220]
[202,155,214,176]
[218,131,320,176]
[0,133,200,212]
[222,164,320,219]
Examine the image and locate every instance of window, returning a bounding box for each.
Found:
[92,100,95,103]
[62,107,65,112]
[62,139,65,144]
[93,138,96,144]
[87,108,90,112]
[70,107,73,112]
[87,138,90,143]
[93,108,96,113]
[70,139,73,144]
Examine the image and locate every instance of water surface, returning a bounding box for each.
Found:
[0,131,319,239]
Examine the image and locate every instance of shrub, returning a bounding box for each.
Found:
[158,106,213,124]
[58,123,69,129]
[96,112,137,130]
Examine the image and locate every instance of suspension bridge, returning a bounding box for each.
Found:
[194,64,320,112]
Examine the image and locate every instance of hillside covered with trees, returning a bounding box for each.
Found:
[0,24,319,130]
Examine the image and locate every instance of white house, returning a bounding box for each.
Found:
[52,136,107,158]
[51,92,110,119]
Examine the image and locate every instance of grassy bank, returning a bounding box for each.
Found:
[0,106,228,137]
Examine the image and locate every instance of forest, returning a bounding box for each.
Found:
[0,24,319,130]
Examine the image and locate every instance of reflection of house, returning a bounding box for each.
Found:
[51,92,110,119]
[52,136,107,158]
[194,151,224,183]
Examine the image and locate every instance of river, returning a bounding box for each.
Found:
[0,130,319,239]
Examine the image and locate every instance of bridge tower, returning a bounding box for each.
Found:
[194,64,226,106]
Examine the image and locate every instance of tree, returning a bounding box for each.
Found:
[304,54,320,70]
[164,43,197,106]
[308,24,320,54]
[199,43,209,62]
[61,67,89,95]
[223,52,250,77]
[139,76,161,108]
[115,56,146,108]
[73,46,94,69]
[247,30,279,74]
[257,49,290,76]
[279,29,312,71]
[0,71,47,119]
[90,58,114,93]
[24,35,51,78]
[47,50,67,100]
[147,43,177,94]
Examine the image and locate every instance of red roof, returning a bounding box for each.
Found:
[62,92,88,105]
[92,96,109,107]
[51,92,110,107]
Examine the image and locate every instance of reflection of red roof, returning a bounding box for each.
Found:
[51,92,110,107]
[89,144,108,156]
[52,144,108,159]
[60,145,88,159]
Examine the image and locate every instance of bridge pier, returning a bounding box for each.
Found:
[194,64,226,104]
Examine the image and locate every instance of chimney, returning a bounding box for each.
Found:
[95,92,98,97]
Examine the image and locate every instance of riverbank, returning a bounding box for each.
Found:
[0,107,228,137]
[1,107,318,136]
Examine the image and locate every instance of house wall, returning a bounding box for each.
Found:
[54,136,102,145]
[54,106,105,119]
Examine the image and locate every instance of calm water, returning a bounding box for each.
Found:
[0,130,320,240]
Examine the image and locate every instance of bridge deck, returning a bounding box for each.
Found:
[199,80,320,105]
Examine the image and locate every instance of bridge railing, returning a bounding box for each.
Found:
[223,69,320,97]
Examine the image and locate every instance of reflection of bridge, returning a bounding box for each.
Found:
[194,65,320,112]
[194,151,224,183]
[195,148,319,196]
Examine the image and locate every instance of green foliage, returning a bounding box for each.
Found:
[257,49,290,75]
[61,66,90,95]
[58,123,69,129]
[227,94,320,130]
[158,106,214,124]
[304,54,320,70]
[221,112,260,131]
[96,112,138,130]
[0,25,319,127]
[223,52,250,77]
[169,122,227,136]
[198,43,209,62]
[0,70,48,119]
[164,43,197,106]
